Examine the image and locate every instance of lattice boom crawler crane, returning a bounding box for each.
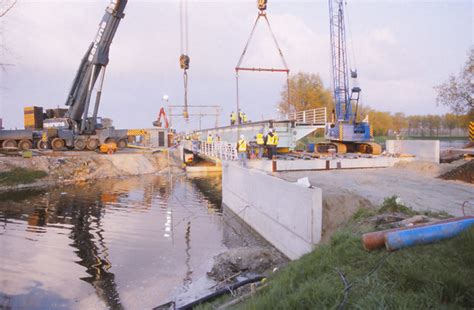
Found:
[317,0,381,155]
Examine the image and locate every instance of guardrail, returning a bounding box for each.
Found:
[183,140,238,161]
[289,107,327,125]
[200,141,238,161]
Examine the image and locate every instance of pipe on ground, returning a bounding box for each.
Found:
[384,218,474,251]
[362,216,473,251]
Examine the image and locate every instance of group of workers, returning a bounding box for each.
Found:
[206,133,221,144]
[203,127,278,167]
[230,110,248,125]
[236,128,278,167]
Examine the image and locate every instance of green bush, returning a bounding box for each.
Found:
[0,168,47,185]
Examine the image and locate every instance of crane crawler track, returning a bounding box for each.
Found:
[316,141,381,155]
[355,142,382,155]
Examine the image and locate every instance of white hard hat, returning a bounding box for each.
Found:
[240,134,245,139]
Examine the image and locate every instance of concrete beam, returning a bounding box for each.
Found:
[247,157,405,172]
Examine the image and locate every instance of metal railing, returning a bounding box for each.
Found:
[199,141,238,161]
[289,107,327,125]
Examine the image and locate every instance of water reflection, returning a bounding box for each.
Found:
[0,173,226,309]
[69,194,122,310]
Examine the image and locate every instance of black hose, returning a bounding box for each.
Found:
[153,275,265,310]
[178,275,265,309]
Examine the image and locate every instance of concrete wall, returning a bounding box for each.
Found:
[386,140,440,163]
[222,163,322,260]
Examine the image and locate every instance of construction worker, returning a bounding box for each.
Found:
[265,128,278,159]
[207,133,213,144]
[237,134,248,167]
[255,129,265,159]
[242,113,248,123]
[230,111,237,125]
[238,109,243,124]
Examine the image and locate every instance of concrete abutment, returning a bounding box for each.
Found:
[222,162,323,260]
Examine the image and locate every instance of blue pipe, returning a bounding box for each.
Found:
[385,218,474,251]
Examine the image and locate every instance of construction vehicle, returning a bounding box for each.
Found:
[153,107,170,128]
[316,0,381,155]
[99,142,118,154]
[0,0,129,151]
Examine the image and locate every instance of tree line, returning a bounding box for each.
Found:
[354,109,471,137]
[278,48,473,137]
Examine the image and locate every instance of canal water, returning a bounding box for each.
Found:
[0,173,260,309]
[440,139,469,150]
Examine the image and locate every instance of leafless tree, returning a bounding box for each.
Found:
[0,0,17,18]
[434,48,474,115]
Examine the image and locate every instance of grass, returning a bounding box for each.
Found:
[218,197,474,309]
[0,168,47,185]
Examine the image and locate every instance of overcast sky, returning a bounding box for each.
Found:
[0,0,472,131]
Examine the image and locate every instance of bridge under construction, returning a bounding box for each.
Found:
[191,107,326,149]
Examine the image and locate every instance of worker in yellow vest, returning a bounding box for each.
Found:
[230,111,237,125]
[265,128,278,159]
[255,129,265,159]
[238,110,243,124]
[207,133,213,144]
[237,134,248,167]
[242,113,248,123]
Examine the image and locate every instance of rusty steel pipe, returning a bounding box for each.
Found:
[272,156,277,172]
[362,216,474,251]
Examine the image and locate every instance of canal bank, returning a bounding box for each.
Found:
[0,151,176,193]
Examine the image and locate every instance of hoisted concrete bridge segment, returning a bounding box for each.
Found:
[189,107,327,150]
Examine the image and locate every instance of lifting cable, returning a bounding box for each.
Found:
[344,0,358,72]
[235,0,291,123]
[179,0,190,120]
[344,0,362,122]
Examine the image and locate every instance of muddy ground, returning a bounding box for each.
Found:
[439,160,474,183]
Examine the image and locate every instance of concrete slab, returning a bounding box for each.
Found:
[278,164,473,217]
[222,162,322,260]
[387,140,440,163]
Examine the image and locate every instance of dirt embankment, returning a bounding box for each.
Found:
[0,151,176,192]
[439,160,474,184]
